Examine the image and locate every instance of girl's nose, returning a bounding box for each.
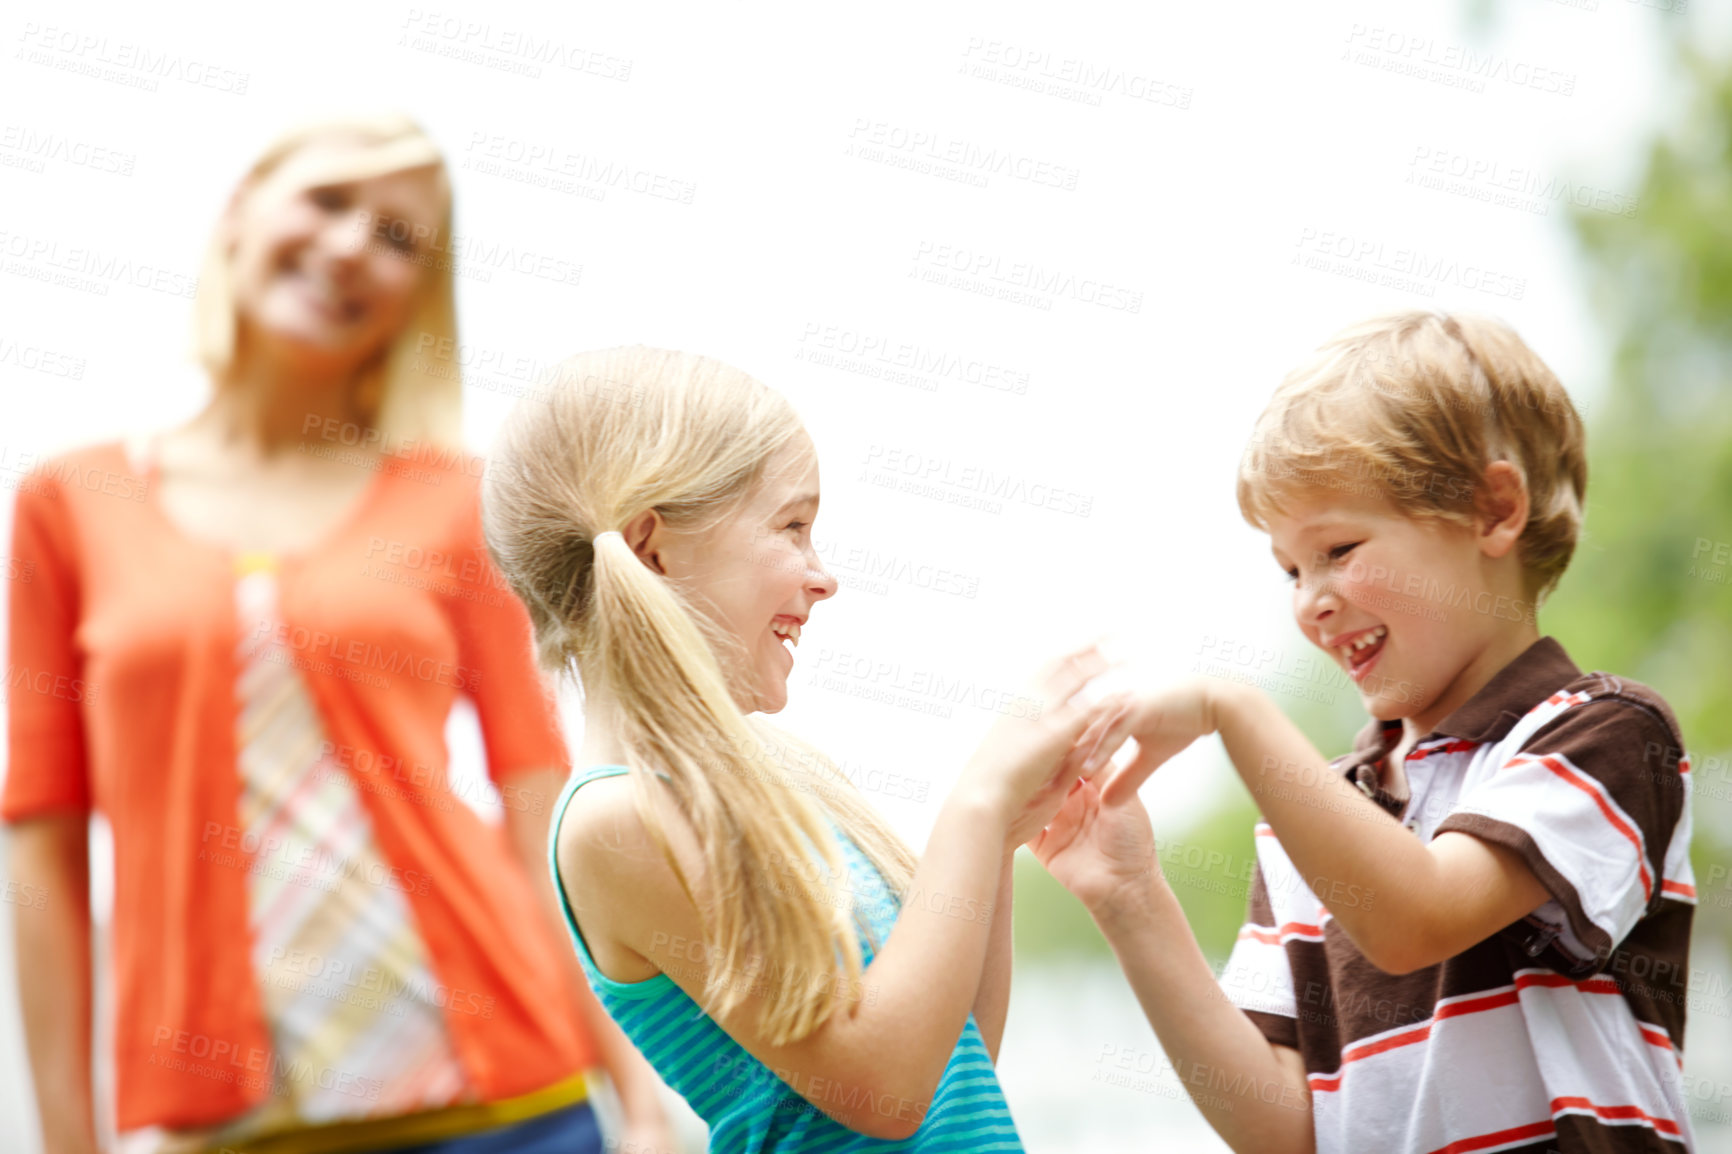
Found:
[806,556,839,601]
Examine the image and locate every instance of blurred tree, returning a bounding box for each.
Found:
[1553,42,1732,938]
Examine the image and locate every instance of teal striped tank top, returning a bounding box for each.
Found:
[549,765,1025,1152]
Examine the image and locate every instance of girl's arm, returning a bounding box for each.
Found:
[504,768,674,1150]
[970,851,1017,1063]
[1030,775,1313,1154]
[561,649,1108,1141]
[8,815,101,1154]
[564,779,1017,1140]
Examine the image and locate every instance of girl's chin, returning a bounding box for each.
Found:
[752,676,790,714]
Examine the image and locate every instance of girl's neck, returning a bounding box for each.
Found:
[579,693,631,769]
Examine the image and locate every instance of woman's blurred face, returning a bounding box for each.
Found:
[225,136,445,374]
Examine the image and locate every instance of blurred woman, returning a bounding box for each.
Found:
[4,114,672,1154]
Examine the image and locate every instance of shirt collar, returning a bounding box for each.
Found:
[1430,635,1581,743]
[1333,635,1580,810]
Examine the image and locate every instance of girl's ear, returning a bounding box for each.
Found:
[1477,460,1530,561]
[623,508,669,576]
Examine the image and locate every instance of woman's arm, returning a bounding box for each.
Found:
[969,851,1016,1063]
[504,768,675,1150]
[8,814,100,1154]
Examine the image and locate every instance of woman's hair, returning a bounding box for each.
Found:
[1237,310,1586,602]
[481,347,918,1045]
[192,111,462,454]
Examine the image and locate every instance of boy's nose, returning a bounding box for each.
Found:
[1296,575,1341,627]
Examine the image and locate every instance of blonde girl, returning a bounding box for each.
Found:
[481,347,1118,1150]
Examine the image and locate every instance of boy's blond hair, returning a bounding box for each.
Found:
[1237,311,1587,601]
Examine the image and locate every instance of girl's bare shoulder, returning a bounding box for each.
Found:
[555,772,707,907]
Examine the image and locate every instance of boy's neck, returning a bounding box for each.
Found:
[1400,621,1542,746]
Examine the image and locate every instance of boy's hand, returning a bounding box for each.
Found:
[1026,772,1163,916]
[1084,678,1224,805]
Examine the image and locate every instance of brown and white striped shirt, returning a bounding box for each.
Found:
[1220,637,1697,1153]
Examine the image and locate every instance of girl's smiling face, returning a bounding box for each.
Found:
[643,434,839,714]
[1266,484,1531,735]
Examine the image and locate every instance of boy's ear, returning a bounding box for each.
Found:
[1477,460,1530,560]
[622,509,670,576]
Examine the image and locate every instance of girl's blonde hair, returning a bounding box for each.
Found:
[193,112,462,453]
[1237,311,1586,601]
[481,347,918,1045]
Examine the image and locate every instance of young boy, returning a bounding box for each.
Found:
[1037,311,1696,1153]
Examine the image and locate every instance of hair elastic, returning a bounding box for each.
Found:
[592,530,625,548]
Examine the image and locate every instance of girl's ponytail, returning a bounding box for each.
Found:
[484,347,914,1044]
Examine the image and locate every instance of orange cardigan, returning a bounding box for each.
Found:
[3,439,597,1131]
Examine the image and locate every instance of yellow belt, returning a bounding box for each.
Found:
[196,1072,590,1154]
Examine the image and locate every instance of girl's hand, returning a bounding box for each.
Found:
[1026,771,1163,916]
[955,643,1113,852]
[1001,691,1131,850]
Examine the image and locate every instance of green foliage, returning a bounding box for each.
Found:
[1550,44,1732,935]
[1010,849,1116,962]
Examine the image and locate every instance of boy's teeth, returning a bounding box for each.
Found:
[1339,625,1387,658]
[772,621,801,647]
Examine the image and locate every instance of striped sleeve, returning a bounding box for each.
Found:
[3,472,92,820]
[1219,858,1300,1048]
[1435,696,1687,972]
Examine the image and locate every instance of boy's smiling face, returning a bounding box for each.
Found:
[1266,476,1537,737]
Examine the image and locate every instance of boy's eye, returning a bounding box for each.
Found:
[784,520,808,533]
[1282,566,1299,583]
[1327,542,1361,562]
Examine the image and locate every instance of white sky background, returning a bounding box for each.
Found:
[0,2,1716,1150]
[4,0,1689,847]
[0,1,1696,866]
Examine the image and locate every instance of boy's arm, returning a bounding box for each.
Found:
[1094,874,1313,1154]
[1030,774,1313,1153]
[1206,682,1550,974]
[969,851,1017,1062]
